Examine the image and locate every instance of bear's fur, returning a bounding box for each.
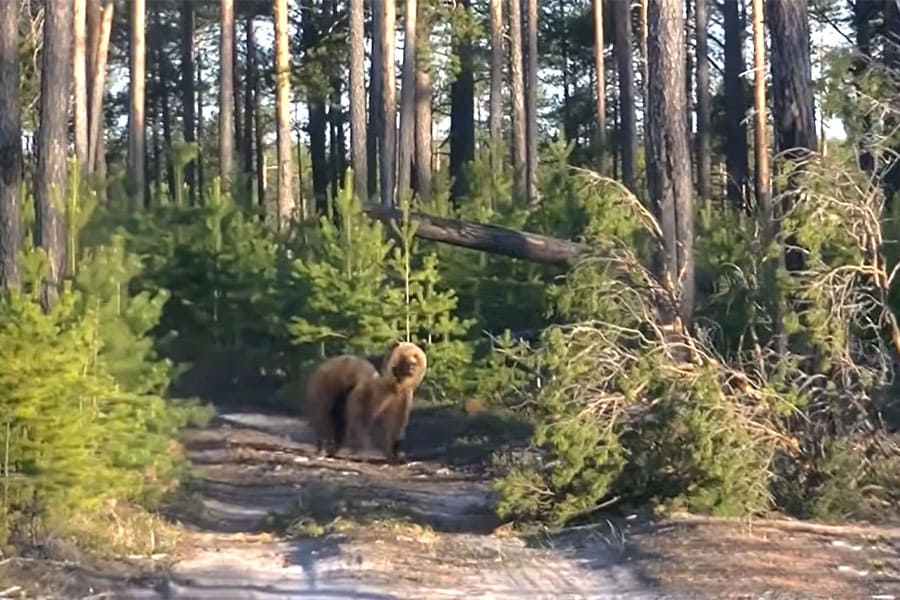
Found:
[345,341,427,463]
[304,355,378,457]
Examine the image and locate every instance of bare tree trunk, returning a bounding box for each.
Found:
[646,0,694,325]
[128,0,146,209]
[488,0,503,153]
[0,0,22,290]
[86,0,99,118]
[367,1,382,199]
[724,0,749,210]
[766,0,815,277]
[414,0,433,202]
[524,0,539,206]
[36,0,73,306]
[379,0,397,206]
[613,0,637,192]
[449,0,475,203]
[274,0,294,227]
[219,0,235,185]
[233,19,243,169]
[397,0,417,197]
[87,0,113,174]
[348,0,367,199]
[197,53,205,194]
[180,1,197,204]
[695,0,711,202]
[509,0,527,204]
[593,0,606,173]
[73,0,88,174]
[242,17,255,178]
[751,0,769,219]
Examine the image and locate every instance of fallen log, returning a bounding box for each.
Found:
[363,203,589,268]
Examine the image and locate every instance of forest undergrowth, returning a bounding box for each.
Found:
[3,142,900,560]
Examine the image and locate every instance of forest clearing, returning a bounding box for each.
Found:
[5,0,900,597]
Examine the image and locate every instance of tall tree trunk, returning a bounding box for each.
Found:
[751,0,769,219]
[197,53,205,194]
[160,51,176,197]
[242,17,255,178]
[0,0,22,290]
[274,0,294,227]
[488,0,503,153]
[73,0,88,174]
[219,0,235,185]
[766,0,815,273]
[309,99,329,212]
[180,1,197,204]
[368,2,382,199]
[86,0,99,123]
[593,0,606,173]
[380,0,397,205]
[349,0,367,199]
[232,19,243,168]
[646,0,694,326]
[613,0,637,192]
[524,0,538,206]
[254,65,265,211]
[853,0,875,174]
[36,0,73,305]
[128,0,146,209]
[397,0,417,197]
[724,0,749,210]
[87,0,113,174]
[695,0,711,202]
[509,0,527,203]
[414,0,433,202]
[449,0,475,204]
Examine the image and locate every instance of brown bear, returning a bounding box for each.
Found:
[303,354,378,457]
[344,340,427,464]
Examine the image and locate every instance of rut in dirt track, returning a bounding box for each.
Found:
[122,407,662,599]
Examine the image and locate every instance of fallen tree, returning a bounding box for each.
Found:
[363,203,589,268]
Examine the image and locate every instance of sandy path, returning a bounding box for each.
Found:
[120,410,658,599]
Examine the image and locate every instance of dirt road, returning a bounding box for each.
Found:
[5,405,900,599]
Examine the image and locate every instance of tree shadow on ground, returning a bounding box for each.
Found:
[166,403,532,538]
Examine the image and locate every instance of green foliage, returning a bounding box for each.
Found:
[0,186,211,551]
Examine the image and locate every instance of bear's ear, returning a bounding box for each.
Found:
[386,339,402,354]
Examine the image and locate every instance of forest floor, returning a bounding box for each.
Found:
[3,403,900,599]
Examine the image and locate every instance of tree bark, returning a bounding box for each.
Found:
[129,0,146,209]
[524,0,539,206]
[233,19,243,168]
[766,0,815,273]
[368,1,382,199]
[613,0,637,192]
[397,0,418,197]
[87,0,113,175]
[0,0,22,290]
[751,0,769,220]
[723,0,749,210]
[379,0,397,206]
[219,0,236,185]
[593,0,606,173]
[414,0,433,202]
[180,1,198,204]
[274,0,294,227]
[73,0,88,175]
[695,0,711,202]
[349,0,367,200]
[853,0,875,175]
[449,0,475,203]
[488,0,503,154]
[363,204,588,267]
[242,17,255,178]
[646,0,694,325]
[509,0,527,204]
[36,0,73,305]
